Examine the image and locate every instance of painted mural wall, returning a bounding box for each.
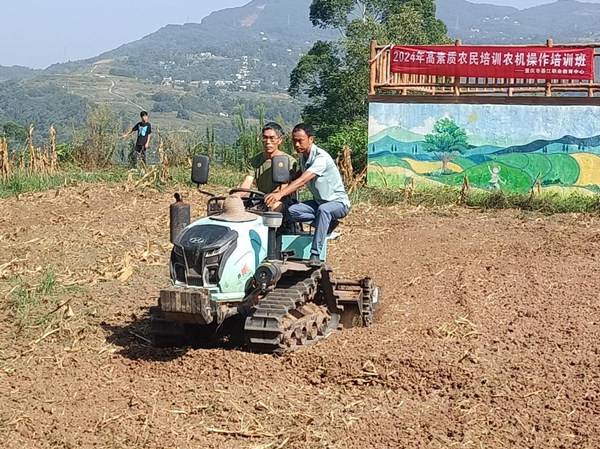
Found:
[367,102,600,195]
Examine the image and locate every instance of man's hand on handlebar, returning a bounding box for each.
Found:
[265,192,282,209]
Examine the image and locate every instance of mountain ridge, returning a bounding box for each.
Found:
[4,0,600,74]
[2,0,600,145]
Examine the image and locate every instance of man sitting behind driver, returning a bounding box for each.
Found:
[239,122,297,231]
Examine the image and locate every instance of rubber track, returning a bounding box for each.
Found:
[244,266,331,353]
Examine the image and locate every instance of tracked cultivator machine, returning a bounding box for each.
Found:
[149,155,380,353]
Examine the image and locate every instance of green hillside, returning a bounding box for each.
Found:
[541,154,580,185]
[370,155,412,169]
[453,157,476,170]
[0,0,332,144]
[433,162,533,194]
[370,126,424,145]
[491,153,579,186]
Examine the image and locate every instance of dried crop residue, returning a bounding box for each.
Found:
[1,183,600,448]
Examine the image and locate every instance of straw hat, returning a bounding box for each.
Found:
[210,194,258,223]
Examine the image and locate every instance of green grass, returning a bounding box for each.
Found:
[367,168,410,189]
[13,284,40,324]
[0,164,246,197]
[2,163,600,214]
[0,166,130,198]
[5,271,62,335]
[352,182,600,214]
[467,189,600,214]
[170,165,243,189]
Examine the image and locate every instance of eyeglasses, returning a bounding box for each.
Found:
[261,135,281,141]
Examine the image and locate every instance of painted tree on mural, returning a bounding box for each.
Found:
[423,118,469,172]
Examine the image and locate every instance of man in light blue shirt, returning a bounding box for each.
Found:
[265,123,350,266]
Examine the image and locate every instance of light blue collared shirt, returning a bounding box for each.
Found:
[300,144,350,208]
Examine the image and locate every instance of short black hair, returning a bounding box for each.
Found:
[292,123,314,137]
[262,122,284,137]
[140,110,148,118]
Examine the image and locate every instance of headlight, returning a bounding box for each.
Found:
[205,255,219,265]
[204,243,230,257]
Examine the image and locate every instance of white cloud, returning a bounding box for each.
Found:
[410,117,436,135]
[368,116,391,136]
[410,113,451,135]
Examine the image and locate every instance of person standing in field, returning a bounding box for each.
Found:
[122,110,152,170]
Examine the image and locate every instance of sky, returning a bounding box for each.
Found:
[474,0,600,6]
[0,0,249,69]
[1,0,599,69]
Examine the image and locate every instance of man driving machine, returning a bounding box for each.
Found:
[238,122,297,232]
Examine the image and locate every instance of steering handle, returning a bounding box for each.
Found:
[229,188,266,198]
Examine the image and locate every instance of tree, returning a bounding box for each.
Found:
[423,118,468,172]
[232,104,265,170]
[289,0,449,173]
[2,121,28,144]
[1,121,28,154]
[73,105,121,169]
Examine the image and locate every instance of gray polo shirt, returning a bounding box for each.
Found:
[300,144,350,208]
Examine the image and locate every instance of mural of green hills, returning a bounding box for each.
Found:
[369,153,582,194]
[431,154,580,194]
[368,103,600,194]
[370,126,424,144]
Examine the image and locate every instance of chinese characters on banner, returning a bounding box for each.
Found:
[390,46,595,81]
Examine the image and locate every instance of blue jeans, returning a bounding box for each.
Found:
[289,200,350,257]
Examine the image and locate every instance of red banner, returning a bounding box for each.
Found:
[390,46,595,81]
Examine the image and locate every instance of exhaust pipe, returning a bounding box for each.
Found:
[170,192,190,243]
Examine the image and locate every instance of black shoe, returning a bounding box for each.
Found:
[308,254,322,267]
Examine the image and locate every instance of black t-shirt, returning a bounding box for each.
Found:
[132,121,151,146]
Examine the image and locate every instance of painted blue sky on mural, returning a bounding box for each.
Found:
[369,103,600,147]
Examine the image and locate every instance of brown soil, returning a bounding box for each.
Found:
[1,182,600,448]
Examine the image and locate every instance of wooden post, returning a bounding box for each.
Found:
[453,40,462,96]
[369,40,377,96]
[545,39,553,97]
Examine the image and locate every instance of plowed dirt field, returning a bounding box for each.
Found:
[1,182,599,448]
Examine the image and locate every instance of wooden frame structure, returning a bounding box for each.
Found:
[369,40,600,98]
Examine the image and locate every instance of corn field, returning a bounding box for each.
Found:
[0,125,59,182]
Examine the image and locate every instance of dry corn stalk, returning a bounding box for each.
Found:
[336,145,354,187]
[335,145,365,194]
[18,124,60,176]
[404,175,415,200]
[0,136,10,182]
[49,125,59,174]
[28,124,36,175]
[457,175,470,205]
[348,166,366,195]
[157,130,170,183]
